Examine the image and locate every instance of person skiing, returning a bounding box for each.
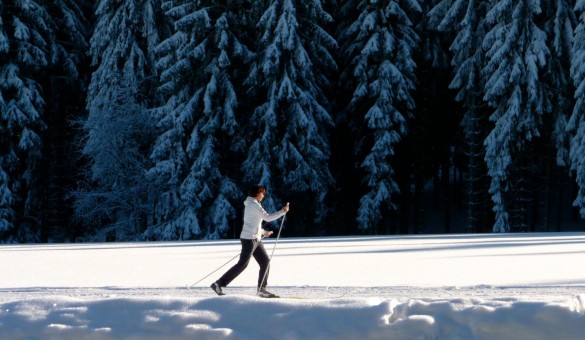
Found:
[211,184,289,298]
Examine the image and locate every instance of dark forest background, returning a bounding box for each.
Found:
[1,0,585,243]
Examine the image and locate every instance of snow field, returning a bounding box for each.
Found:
[1,233,584,339]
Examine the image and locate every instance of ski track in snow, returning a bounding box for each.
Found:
[1,285,584,303]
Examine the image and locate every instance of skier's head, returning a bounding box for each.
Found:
[248,184,266,199]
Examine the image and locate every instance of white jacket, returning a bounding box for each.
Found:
[240,196,286,240]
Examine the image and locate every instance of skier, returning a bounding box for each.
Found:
[211,184,289,298]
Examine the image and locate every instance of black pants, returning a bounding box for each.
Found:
[217,239,270,289]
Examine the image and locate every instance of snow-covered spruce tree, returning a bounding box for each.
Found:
[147,1,253,240]
[418,0,449,69]
[79,0,171,240]
[429,0,492,232]
[339,0,420,233]
[88,0,170,112]
[0,0,86,242]
[569,0,585,220]
[243,0,336,230]
[542,0,575,167]
[539,0,575,231]
[75,85,155,241]
[0,166,12,239]
[481,0,550,232]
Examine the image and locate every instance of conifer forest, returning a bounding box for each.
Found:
[2,0,585,243]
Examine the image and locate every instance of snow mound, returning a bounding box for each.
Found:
[1,293,584,339]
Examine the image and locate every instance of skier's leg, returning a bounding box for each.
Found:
[253,240,270,289]
[216,239,255,287]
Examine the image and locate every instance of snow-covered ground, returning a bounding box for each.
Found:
[1,232,584,339]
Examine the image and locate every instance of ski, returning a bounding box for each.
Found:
[279,294,347,300]
[257,288,279,298]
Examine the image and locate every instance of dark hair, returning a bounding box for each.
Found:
[248,184,266,197]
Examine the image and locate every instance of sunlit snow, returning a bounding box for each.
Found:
[1,233,584,339]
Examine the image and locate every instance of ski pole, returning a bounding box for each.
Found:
[188,252,240,289]
[258,206,287,291]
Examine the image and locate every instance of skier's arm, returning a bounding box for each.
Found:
[257,203,289,237]
[257,202,289,223]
